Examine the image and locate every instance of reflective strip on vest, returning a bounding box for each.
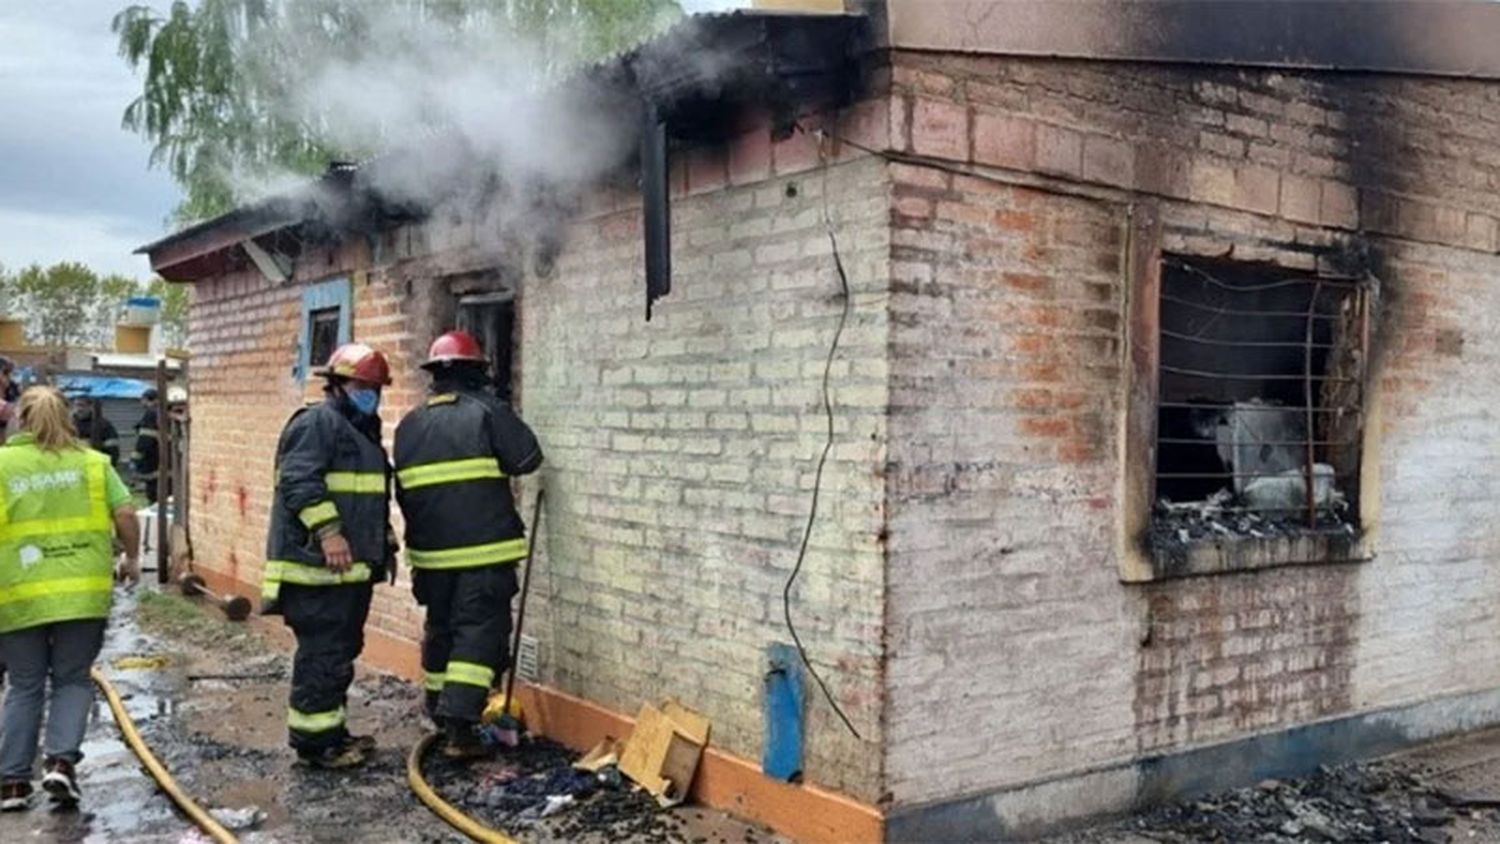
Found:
[396,457,505,490]
[260,560,373,601]
[298,501,339,529]
[0,575,115,608]
[445,661,495,689]
[287,706,345,734]
[324,471,386,494]
[407,538,528,570]
[136,429,159,440]
[424,673,445,692]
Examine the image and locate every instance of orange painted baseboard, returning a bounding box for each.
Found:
[183,568,885,843]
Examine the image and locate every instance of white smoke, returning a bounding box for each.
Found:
[231,4,696,262]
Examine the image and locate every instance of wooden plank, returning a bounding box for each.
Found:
[1119,200,1163,582]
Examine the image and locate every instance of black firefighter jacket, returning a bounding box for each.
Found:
[262,399,393,613]
[393,388,542,572]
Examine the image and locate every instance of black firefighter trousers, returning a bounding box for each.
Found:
[415,564,518,726]
[280,581,373,754]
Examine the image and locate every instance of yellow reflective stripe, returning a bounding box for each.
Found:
[427,393,458,406]
[261,561,373,594]
[136,429,159,439]
[396,457,505,490]
[287,706,346,733]
[424,673,446,692]
[407,538,528,570]
[0,576,114,607]
[298,501,339,529]
[445,661,494,688]
[324,472,386,494]
[0,515,111,541]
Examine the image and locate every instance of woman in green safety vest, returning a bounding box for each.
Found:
[0,387,140,812]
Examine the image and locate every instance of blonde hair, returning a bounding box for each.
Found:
[18,387,81,452]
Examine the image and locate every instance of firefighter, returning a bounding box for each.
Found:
[394,331,542,759]
[129,389,161,504]
[263,343,396,769]
[70,396,119,466]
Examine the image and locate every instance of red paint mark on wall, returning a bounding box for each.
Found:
[203,468,218,506]
[236,485,249,520]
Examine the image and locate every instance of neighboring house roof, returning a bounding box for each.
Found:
[137,10,868,283]
[91,353,184,372]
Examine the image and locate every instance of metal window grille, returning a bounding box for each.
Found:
[1153,256,1369,531]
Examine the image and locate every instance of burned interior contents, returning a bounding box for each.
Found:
[1151,255,1369,568]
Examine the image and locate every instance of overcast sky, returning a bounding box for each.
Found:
[0,0,745,282]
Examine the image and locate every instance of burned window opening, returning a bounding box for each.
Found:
[457,293,515,403]
[1151,256,1368,559]
[307,307,341,374]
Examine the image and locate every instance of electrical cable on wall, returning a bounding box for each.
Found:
[781,126,862,741]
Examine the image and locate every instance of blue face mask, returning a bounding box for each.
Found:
[347,388,381,416]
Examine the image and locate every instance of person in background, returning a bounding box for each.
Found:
[0,387,140,811]
[263,343,396,769]
[70,396,119,466]
[394,331,542,759]
[0,359,16,445]
[129,389,161,504]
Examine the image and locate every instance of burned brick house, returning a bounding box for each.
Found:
[139,1,1500,840]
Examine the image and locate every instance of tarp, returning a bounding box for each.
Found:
[54,374,152,400]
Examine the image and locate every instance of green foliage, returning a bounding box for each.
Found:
[114,0,682,223]
[0,264,190,350]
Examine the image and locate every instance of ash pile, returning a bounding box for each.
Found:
[1096,762,1479,844]
[424,737,687,841]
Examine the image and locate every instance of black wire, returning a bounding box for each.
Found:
[780,132,862,741]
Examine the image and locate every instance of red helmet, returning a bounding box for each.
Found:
[423,331,486,369]
[319,343,392,386]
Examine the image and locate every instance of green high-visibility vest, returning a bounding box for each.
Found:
[0,436,115,634]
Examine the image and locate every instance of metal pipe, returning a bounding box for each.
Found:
[179,573,252,622]
[1304,282,1322,527]
[500,488,545,723]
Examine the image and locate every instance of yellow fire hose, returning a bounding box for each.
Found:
[406,732,518,844]
[96,665,513,844]
[90,666,239,844]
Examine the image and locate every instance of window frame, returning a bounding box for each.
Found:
[1118,204,1378,582]
[296,277,352,383]
[456,291,516,403]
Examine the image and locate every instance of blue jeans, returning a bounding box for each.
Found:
[0,620,106,780]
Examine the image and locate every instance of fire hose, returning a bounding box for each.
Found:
[91,666,239,844]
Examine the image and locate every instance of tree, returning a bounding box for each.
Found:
[1,263,190,350]
[114,0,682,223]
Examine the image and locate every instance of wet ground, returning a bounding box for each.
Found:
[0,585,784,843]
[1051,730,1500,844]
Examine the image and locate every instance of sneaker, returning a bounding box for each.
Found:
[41,759,80,806]
[0,781,32,812]
[441,721,493,761]
[300,739,369,770]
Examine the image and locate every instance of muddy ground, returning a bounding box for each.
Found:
[0,585,783,844]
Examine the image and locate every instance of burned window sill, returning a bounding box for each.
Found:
[1147,523,1366,579]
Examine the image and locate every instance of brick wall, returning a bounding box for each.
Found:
[880,50,1500,810]
[185,109,894,800]
[512,148,892,799]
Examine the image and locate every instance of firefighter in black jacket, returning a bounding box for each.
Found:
[71,395,120,465]
[263,343,395,769]
[394,331,542,759]
[130,388,162,503]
